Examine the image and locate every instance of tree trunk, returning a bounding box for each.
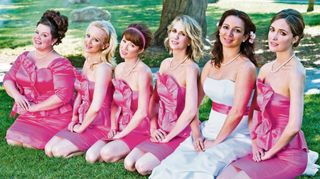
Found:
[307,0,315,12]
[153,0,208,47]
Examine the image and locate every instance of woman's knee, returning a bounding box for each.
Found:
[86,150,99,164]
[7,139,22,146]
[124,156,136,171]
[135,159,151,175]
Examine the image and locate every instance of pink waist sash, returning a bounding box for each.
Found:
[211,101,249,115]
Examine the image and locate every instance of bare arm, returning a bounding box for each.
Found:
[73,64,112,133]
[208,62,256,147]
[113,69,152,138]
[261,68,305,160]
[161,65,199,142]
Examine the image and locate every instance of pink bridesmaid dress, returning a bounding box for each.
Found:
[231,78,308,179]
[54,70,113,151]
[109,79,150,149]
[136,73,190,161]
[4,51,75,149]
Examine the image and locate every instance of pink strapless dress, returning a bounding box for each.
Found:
[136,73,190,161]
[4,51,75,149]
[109,79,149,150]
[55,70,113,151]
[231,79,308,179]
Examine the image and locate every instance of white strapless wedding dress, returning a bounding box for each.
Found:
[150,78,252,179]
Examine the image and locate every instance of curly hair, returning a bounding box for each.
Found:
[164,15,204,62]
[37,10,68,45]
[211,9,257,68]
[86,20,118,68]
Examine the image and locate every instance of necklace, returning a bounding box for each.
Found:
[221,53,241,66]
[123,59,140,77]
[169,56,189,70]
[270,54,295,73]
[34,49,54,59]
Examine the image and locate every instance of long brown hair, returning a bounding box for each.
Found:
[211,9,257,68]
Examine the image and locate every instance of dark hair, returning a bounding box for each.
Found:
[211,9,257,68]
[37,10,68,45]
[270,9,305,47]
[122,23,152,50]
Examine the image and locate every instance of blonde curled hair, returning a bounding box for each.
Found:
[164,15,204,61]
[85,20,118,69]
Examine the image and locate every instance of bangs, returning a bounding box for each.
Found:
[122,29,143,48]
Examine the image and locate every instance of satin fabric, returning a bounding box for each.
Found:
[137,73,190,161]
[108,79,149,150]
[4,51,75,149]
[55,69,113,151]
[232,78,308,179]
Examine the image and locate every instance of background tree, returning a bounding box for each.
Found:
[307,0,315,12]
[153,0,208,47]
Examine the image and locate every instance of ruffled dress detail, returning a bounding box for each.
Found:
[136,73,190,161]
[55,69,113,151]
[4,51,75,149]
[110,79,149,150]
[232,79,308,179]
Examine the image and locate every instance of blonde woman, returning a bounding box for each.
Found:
[150,9,257,178]
[124,15,203,175]
[44,20,117,158]
[85,24,153,163]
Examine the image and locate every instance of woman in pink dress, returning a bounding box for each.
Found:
[3,10,74,150]
[44,21,117,158]
[124,15,203,175]
[219,9,308,179]
[85,24,153,163]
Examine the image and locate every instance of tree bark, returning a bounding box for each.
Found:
[153,0,208,47]
[307,0,315,12]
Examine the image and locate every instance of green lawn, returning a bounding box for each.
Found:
[0,89,319,178]
[0,0,319,67]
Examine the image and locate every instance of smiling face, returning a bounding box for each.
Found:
[219,15,247,49]
[32,23,56,51]
[119,35,141,59]
[168,20,190,52]
[268,18,298,53]
[84,25,108,54]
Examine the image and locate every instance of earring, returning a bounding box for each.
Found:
[242,39,246,42]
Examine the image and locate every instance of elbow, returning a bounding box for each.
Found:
[228,109,246,121]
[287,126,300,136]
[184,107,198,122]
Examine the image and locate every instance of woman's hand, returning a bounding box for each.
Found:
[261,150,273,161]
[107,129,117,139]
[113,131,126,139]
[150,128,167,142]
[67,121,77,132]
[13,93,30,111]
[252,143,265,162]
[73,124,84,133]
[192,134,205,152]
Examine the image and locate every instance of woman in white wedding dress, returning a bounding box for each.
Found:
[150,9,257,178]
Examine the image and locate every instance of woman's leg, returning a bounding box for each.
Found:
[44,136,63,157]
[135,152,161,175]
[85,140,106,163]
[124,147,145,171]
[100,140,130,162]
[51,139,81,158]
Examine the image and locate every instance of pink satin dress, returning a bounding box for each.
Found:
[4,51,75,149]
[231,78,308,179]
[55,70,113,151]
[109,79,150,150]
[136,73,190,161]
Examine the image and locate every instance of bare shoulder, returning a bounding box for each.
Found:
[258,61,273,79]
[289,58,306,80]
[159,57,172,71]
[137,61,152,77]
[185,60,200,74]
[238,57,256,74]
[114,62,125,75]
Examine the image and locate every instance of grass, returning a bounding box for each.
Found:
[1,0,320,68]
[0,89,319,178]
